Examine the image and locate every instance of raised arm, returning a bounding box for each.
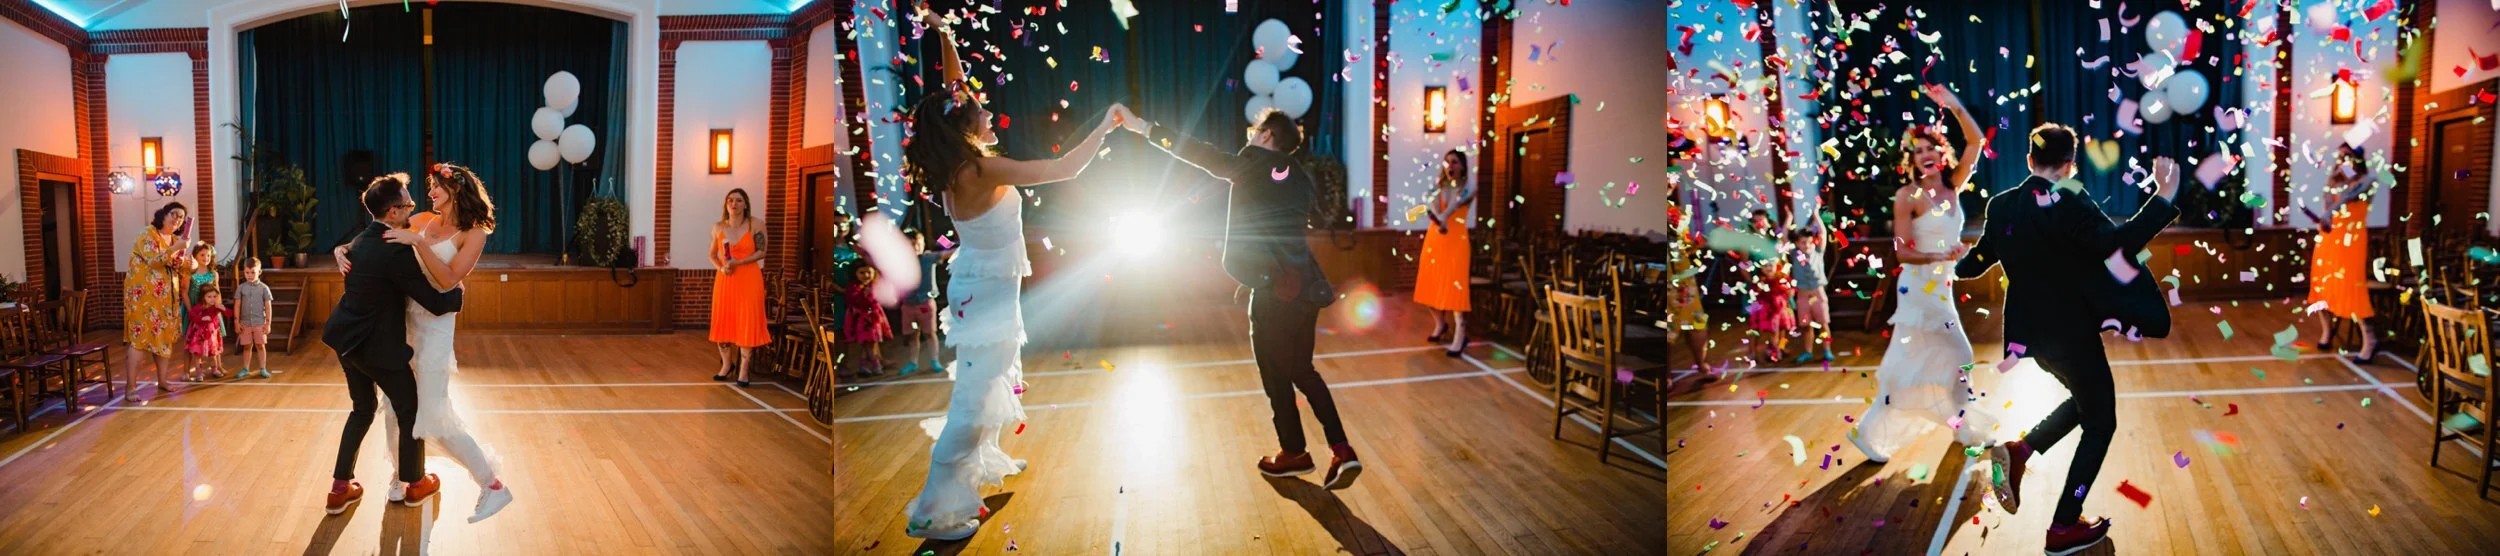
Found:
[963,106,1124,189]
[1141,119,1256,182]
[1927,84,1986,191]
[2052,158,2179,256]
[1954,196,2002,279]
[917,2,967,93]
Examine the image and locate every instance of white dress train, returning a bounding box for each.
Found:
[380,238,500,487]
[1853,204,1999,462]
[904,198,1031,531]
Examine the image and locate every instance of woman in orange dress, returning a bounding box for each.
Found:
[2304,145,2376,362]
[710,188,772,387]
[1413,150,1476,357]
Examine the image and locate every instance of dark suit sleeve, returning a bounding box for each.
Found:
[2051,191,2177,257]
[1954,195,2002,280]
[1146,123,1254,182]
[385,244,464,315]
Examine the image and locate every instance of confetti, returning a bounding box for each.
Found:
[1783,435,1806,466]
[2225,403,2239,416]
[1014,423,1026,435]
[2174,451,2190,468]
[2106,251,2141,284]
[2116,480,2153,508]
[1909,463,1931,481]
[2369,504,2381,517]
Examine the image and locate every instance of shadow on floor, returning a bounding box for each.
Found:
[911,492,1016,556]
[1266,476,1406,556]
[1738,446,1992,555]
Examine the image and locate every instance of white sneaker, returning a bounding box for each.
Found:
[387,481,408,502]
[1847,428,1889,464]
[469,485,514,523]
[906,518,979,541]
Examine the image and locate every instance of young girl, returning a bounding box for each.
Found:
[185,289,230,380]
[1789,226,1834,362]
[181,242,224,380]
[896,231,956,375]
[840,265,893,378]
[1747,242,1798,364]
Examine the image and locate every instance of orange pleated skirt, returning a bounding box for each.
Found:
[1412,204,1472,312]
[710,234,772,347]
[2306,201,2373,320]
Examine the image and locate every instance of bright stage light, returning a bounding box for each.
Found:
[1336,281,1384,333]
[1106,209,1165,260]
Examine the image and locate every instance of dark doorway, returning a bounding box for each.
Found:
[2429,117,2486,238]
[1508,128,1565,233]
[38,179,80,300]
[800,171,844,273]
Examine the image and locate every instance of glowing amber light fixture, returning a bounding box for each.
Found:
[709,129,733,174]
[1703,97,1732,138]
[1423,86,1448,134]
[2330,80,2356,125]
[140,137,163,177]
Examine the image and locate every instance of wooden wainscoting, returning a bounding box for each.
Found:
[280,267,676,334]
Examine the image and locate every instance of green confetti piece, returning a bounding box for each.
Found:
[2362,397,2373,408]
[1965,446,1984,458]
[2273,325,2300,347]
[2473,354,2491,377]
[2253,368,2267,380]
[2218,321,2234,340]
[2273,347,2302,362]
[1567,93,1582,105]
[1909,463,1931,481]
[1703,541,1719,552]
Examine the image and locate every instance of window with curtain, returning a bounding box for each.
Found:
[244,4,624,255]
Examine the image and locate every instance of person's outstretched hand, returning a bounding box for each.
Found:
[2151,156,2180,201]
[914,2,941,26]
[1924,84,1964,111]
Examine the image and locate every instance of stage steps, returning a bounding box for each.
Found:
[267,274,309,354]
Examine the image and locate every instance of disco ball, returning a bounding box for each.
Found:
[107,171,136,195]
[151,171,183,198]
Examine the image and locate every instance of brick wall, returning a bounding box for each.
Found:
[673,269,715,329]
[1369,0,1391,227]
[656,43,677,267]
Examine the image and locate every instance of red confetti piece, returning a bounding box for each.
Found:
[2225,403,2239,416]
[1014,423,1026,435]
[2174,244,2192,256]
[2116,480,2153,508]
[998,114,1010,129]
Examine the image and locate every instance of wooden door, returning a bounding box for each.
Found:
[801,172,843,272]
[38,179,79,300]
[1509,128,1566,233]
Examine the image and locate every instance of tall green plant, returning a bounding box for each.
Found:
[257,165,318,258]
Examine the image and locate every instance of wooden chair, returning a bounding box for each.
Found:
[0,308,25,433]
[1,307,76,422]
[1519,249,1559,385]
[799,288,841,426]
[30,300,109,412]
[2422,298,2500,500]
[1545,286,1670,467]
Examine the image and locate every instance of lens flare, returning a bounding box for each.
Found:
[1336,281,1384,333]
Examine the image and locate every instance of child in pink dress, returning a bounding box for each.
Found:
[842,265,894,376]
[185,289,230,379]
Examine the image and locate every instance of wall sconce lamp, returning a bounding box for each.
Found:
[140,137,163,178]
[709,129,733,174]
[1702,97,1733,139]
[2330,80,2357,125]
[1423,86,1449,134]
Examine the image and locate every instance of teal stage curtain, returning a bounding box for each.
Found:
[244,4,621,255]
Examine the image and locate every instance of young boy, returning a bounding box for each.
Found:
[897,230,956,375]
[234,258,275,379]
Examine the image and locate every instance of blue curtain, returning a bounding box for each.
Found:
[2034,0,2248,228]
[1811,0,2035,238]
[244,4,621,254]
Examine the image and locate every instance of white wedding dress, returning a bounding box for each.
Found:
[904,196,1030,537]
[1851,202,1999,462]
[380,238,500,488]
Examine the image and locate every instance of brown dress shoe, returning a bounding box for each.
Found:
[324,482,364,515]
[400,474,442,507]
[1258,451,1315,477]
[1323,444,1364,489]
[2045,516,2110,555]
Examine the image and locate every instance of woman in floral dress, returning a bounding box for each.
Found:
[125,203,193,399]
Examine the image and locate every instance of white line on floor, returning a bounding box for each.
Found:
[2335,358,2482,459]
[1926,462,1979,556]
[0,392,129,471]
[158,381,760,388]
[834,367,1531,422]
[1663,383,2386,408]
[1459,352,1671,471]
[1676,352,2344,377]
[106,406,810,415]
[849,343,1493,388]
[1108,483,1131,556]
[729,384,832,444]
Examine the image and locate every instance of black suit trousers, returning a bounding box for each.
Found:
[1250,290,1347,453]
[334,353,425,483]
[2020,346,2116,525]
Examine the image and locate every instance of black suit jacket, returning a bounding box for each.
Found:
[322,221,464,370]
[1146,124,1336,307]
[1955,176,2177,360]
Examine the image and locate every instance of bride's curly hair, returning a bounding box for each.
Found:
[427,162,498,232]
[904,91,996,208]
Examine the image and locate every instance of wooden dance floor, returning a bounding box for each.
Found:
[832,297,1667,555]
[0,332,833,554]
[1669,301,2500,554]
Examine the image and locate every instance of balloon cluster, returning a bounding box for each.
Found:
[528,71,598,170]
[1244,19,1313,122]
[2136,11,2210,124]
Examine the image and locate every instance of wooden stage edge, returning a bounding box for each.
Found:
[267,265,675,335]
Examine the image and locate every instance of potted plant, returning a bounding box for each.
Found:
[256,165,318,269]
[0,273,22,306]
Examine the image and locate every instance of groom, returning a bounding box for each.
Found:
[1122,107,1362,489]
[323,174,466,514]
[1954,124,2177,554]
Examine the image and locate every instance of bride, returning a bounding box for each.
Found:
[1848,84,2002,464]
[897,3,1128,541]
[336,162,515,522]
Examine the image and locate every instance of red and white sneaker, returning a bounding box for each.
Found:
[1323,444,1363,490]
[1257,451,1316,477]
[324,482,364,515]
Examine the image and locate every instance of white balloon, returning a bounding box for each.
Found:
[2139,91,2173,124]
[2145,11,2188,54]
[527,139,560,170]
[1273,77,1314,119]
[2163,69,2211,114]
[1244,94,1276,124]
[558,124,596,163]
[2306,2,2341,33]
[531,107,565,141]
[544,71,582,113]
[1252,19,1300,71]
[2136,52,2176,89]
[1244,60,1280,95]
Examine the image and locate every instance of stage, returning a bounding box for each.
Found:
[269,254,675,335]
